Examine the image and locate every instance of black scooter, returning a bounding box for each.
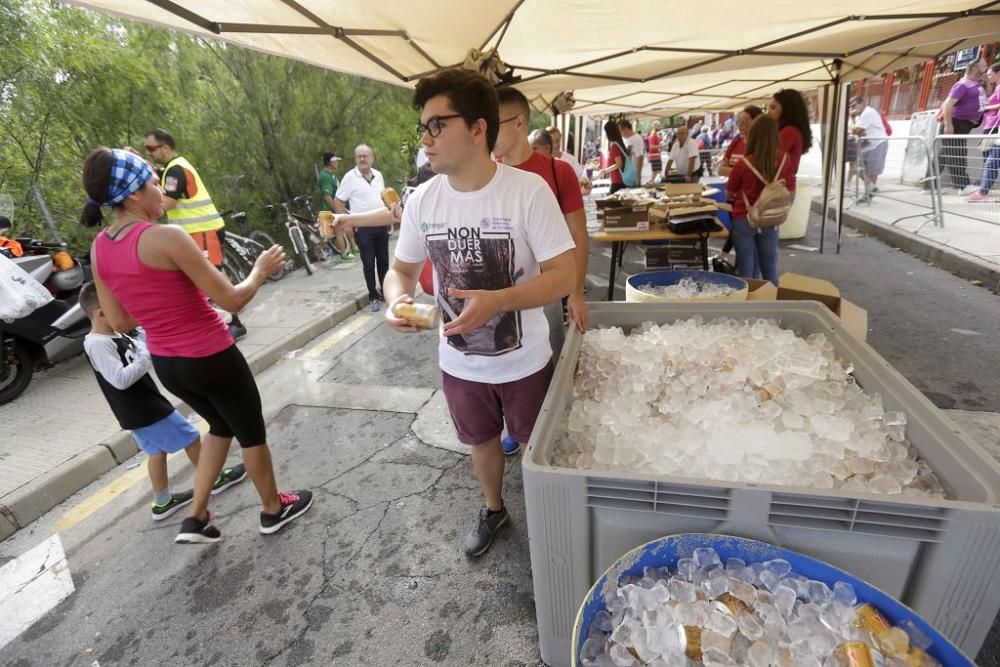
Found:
[0,216,90,405]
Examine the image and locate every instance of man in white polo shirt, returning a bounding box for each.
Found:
[663,125,701,183]
[335,144,388,311]
[848,96,889,202]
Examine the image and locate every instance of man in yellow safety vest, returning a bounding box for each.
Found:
[144,129,246,340]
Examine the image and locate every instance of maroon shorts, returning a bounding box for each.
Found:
[441,362,554,446]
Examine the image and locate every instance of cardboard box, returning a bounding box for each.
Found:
[660,183,704,196]
[644,243,702,269]
[742,273,868,341]
[598,205,650,232]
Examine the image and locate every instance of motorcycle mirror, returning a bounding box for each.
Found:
[0,216,11,232]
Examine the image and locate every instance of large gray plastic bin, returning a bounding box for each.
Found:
[522,301,1000,667]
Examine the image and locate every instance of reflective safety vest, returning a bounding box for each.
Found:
[162,155,224,233]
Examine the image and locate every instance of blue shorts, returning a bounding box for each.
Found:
[132,410,199,455]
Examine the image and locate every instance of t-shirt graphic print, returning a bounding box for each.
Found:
[427,223,523,356]
[395,163,575,384]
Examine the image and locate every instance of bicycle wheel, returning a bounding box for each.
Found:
[289,224,313,276]
[222,248,246,284]
[248,230,287,282]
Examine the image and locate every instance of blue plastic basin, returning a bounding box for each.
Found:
[573,533,974,667]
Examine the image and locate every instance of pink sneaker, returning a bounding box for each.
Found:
[967,191,989,202]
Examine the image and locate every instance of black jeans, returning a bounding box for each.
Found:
[942,118,978,188]
[355,227,390,300]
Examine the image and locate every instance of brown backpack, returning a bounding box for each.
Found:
[741,154,792,228]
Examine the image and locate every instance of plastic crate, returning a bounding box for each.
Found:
[522,301,1000,667]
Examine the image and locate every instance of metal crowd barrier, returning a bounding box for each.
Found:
[933,133,1000,227]
[843,135,943,233]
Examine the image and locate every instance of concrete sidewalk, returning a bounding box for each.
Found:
[0,256,372,539]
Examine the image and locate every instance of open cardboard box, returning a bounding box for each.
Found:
[745,273,868,341]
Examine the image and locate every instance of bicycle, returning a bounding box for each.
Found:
[218,210,289,283]
[291,195,347,257]
[263,196,330,276]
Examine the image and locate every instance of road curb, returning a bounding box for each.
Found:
[0,290,369,540]
[810,201,1000,293]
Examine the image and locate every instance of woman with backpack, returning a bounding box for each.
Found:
[767,89,814,196]
[727,115,795,285]
[595,120,630,194]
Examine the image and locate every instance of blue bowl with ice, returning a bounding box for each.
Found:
[572,533,973,666]
[625,270,748,303]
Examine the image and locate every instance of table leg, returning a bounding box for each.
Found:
[607,241,619,301]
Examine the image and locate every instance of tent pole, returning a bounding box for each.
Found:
[819,59,842,254]
[835,80,850,254]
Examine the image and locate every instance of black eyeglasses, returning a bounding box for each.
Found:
[417,114,464,138]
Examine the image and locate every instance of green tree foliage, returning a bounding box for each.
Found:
[0,0,420,250]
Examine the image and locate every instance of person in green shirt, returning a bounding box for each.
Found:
[318,152,356,258]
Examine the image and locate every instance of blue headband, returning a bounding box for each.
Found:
[104,149,154,207]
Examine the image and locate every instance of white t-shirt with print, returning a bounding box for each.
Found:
[335,167,385,213]
[625,133,646,158]
[395,163,575,384]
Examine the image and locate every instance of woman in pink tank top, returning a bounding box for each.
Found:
[80,147,313,544]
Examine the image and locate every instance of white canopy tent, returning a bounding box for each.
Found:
[66,0,1000,248]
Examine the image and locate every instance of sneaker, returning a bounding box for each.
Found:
[151,490,194,521]
[175,511,221,544]
[368,298,381,313]
[340,251,356,261]
[960,184,980,196]
[351,245,361,255]
[463,505,509,557]
[259,490,314,535]
[211,464,247,495]
[229,322,248,341]
[967,190,989,203]
[502,435,520,456]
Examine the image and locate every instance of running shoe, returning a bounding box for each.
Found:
[463,505,509,557]
[259,490,314,535]
[502,435,520,456]
[211,464,247,495]
[229,323,248,341]
[175,511,221,544]
[967,191,989,203]
[151,490,194,521]
[368,298,381,313]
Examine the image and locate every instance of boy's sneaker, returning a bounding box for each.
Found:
[340,251,356,261]
[502,435,520,456]
[368,298,381,313]
[151,490,194,521]
[463,505,509,557]
[211,464,247,495]
[260,490,314,535]
[960,184,980,196]
[175,511,221,544]
[967,190,989,202]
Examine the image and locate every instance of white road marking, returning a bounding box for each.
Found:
[950,328,984,336]
[0,534,75,650]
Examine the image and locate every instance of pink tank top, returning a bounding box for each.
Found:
[93,222,232,358]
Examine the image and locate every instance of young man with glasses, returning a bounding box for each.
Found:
[382,68,576,557]
[144,129,247,340]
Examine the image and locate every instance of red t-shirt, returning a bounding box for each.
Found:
[723,136,746,168]
[508,151,585,213]
[778,126,803,191]
[608,143,625,185]
[647,131,661,155]
[726,150,795,219]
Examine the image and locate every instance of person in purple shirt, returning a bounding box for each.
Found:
[941,59,988,193]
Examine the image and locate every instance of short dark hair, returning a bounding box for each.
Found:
[413,68,500,152]
[321,151,339,165]
[144,128,175,149]
[79,281,101,318]
[617,119,633,131]
[743,105,763,120]
[496,87,531,119]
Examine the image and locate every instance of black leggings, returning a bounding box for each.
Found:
[356,227,390,300]
[153,345,266,447]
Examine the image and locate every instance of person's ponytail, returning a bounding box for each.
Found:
[79,147,115,228]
